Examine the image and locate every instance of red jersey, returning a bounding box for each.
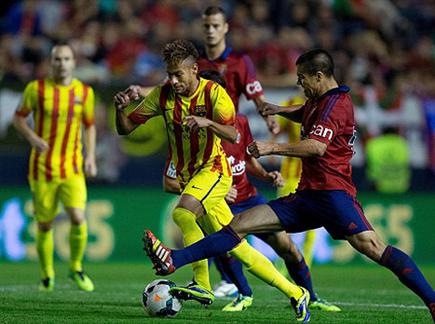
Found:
[198,47,263,111]
[298,86,357,197]
[221,114,257,204]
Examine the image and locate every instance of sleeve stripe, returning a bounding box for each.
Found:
[15,110,30,117]
[242,55,257,78]
[321,94,340,122]
[128,112,149,124]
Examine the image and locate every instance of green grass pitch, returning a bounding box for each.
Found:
[0,262,433,323]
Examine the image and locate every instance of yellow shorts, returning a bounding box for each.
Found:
[182,170,233,234]
[29,174,87,222]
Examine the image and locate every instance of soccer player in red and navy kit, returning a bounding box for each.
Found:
[199,6,278,134]
[144,49,435,322]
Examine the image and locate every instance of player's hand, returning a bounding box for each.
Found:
[268,171,284,187]
[30,136,49,153]
[184,116,211,132]
[113,90,132,111]
[259,102,281,116]
[266,115,280,135]
[84,157,97,177]
[225,186,238,204]
[247,141,273,158]
[125,85,142,101]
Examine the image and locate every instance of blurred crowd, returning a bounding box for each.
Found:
[0,0,434,96]
[1,0,435,185]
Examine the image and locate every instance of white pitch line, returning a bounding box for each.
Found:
[335,301,426,310]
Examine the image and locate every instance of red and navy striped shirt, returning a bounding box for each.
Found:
[298,86,357,196]
[198,47,263,111]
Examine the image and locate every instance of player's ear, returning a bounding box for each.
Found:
[224,22,229,34]
[316,71,323,82]
[192,63,199,75]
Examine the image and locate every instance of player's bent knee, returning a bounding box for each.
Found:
[37,221,53,232]
[228,216,248,239]
[172,207,195,227]
[348,231,386,261]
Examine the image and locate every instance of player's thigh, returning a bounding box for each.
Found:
[230,204,284,237]
[199,199,233,235]
[321,191,374,240]
[182,170,231,215]
[58,175,87,211]
[29,179,61,223]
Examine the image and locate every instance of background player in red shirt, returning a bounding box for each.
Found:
[144,49,435,322]
[198,6,278,134]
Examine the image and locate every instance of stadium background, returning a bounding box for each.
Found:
[0,0,434,267]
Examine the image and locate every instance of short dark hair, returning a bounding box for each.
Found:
[203,6,227,20]
[296,49,334,77]
[199,70,226,88]
[162,39,199,66]
[52,41,76,58]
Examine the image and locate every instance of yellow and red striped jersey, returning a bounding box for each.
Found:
[129,78,235,184]
[16,78,95,181]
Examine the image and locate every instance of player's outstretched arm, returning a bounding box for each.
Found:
[184,115,238,143]
[114,90,140,135]
[246,156,284,187]
[259,101,304,123]
[253,96,280,135]
[248,138,327,159]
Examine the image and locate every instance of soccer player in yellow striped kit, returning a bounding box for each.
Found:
[13,43,96,292]
[114,39,310,321]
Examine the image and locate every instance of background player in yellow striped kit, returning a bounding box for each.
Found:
[13,43,97,292]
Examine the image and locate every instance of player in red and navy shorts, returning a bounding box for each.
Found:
[144,49,435,322]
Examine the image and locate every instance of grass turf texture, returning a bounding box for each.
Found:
[0,262,433,323]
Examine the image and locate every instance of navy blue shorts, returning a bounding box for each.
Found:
[230,193,267,215]
[267,190,373,240]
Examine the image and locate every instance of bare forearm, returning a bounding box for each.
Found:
[209,122,238,143]
[251,139,327,158]
[273,103,303,122]
[84,125,96,159]
[246,158,271,182]
[13,115,37,142]
[116,109,137,135]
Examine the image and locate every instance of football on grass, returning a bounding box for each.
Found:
[142,279,182,317]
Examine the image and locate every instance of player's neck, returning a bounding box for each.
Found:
[318,79,339,98]
[53,75,73,86]
[185,78,200,97]
[205,41,226,61]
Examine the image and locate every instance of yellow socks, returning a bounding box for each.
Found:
[70,222,88,272]
[302,230,316,267]
[230,240,303,300]
[172,207,211,290]
[36,228,55,279]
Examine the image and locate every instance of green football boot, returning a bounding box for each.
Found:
[38,277,55,292]
[222,294,253,311]
[170,282,214,305]
[69,271,94,292]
